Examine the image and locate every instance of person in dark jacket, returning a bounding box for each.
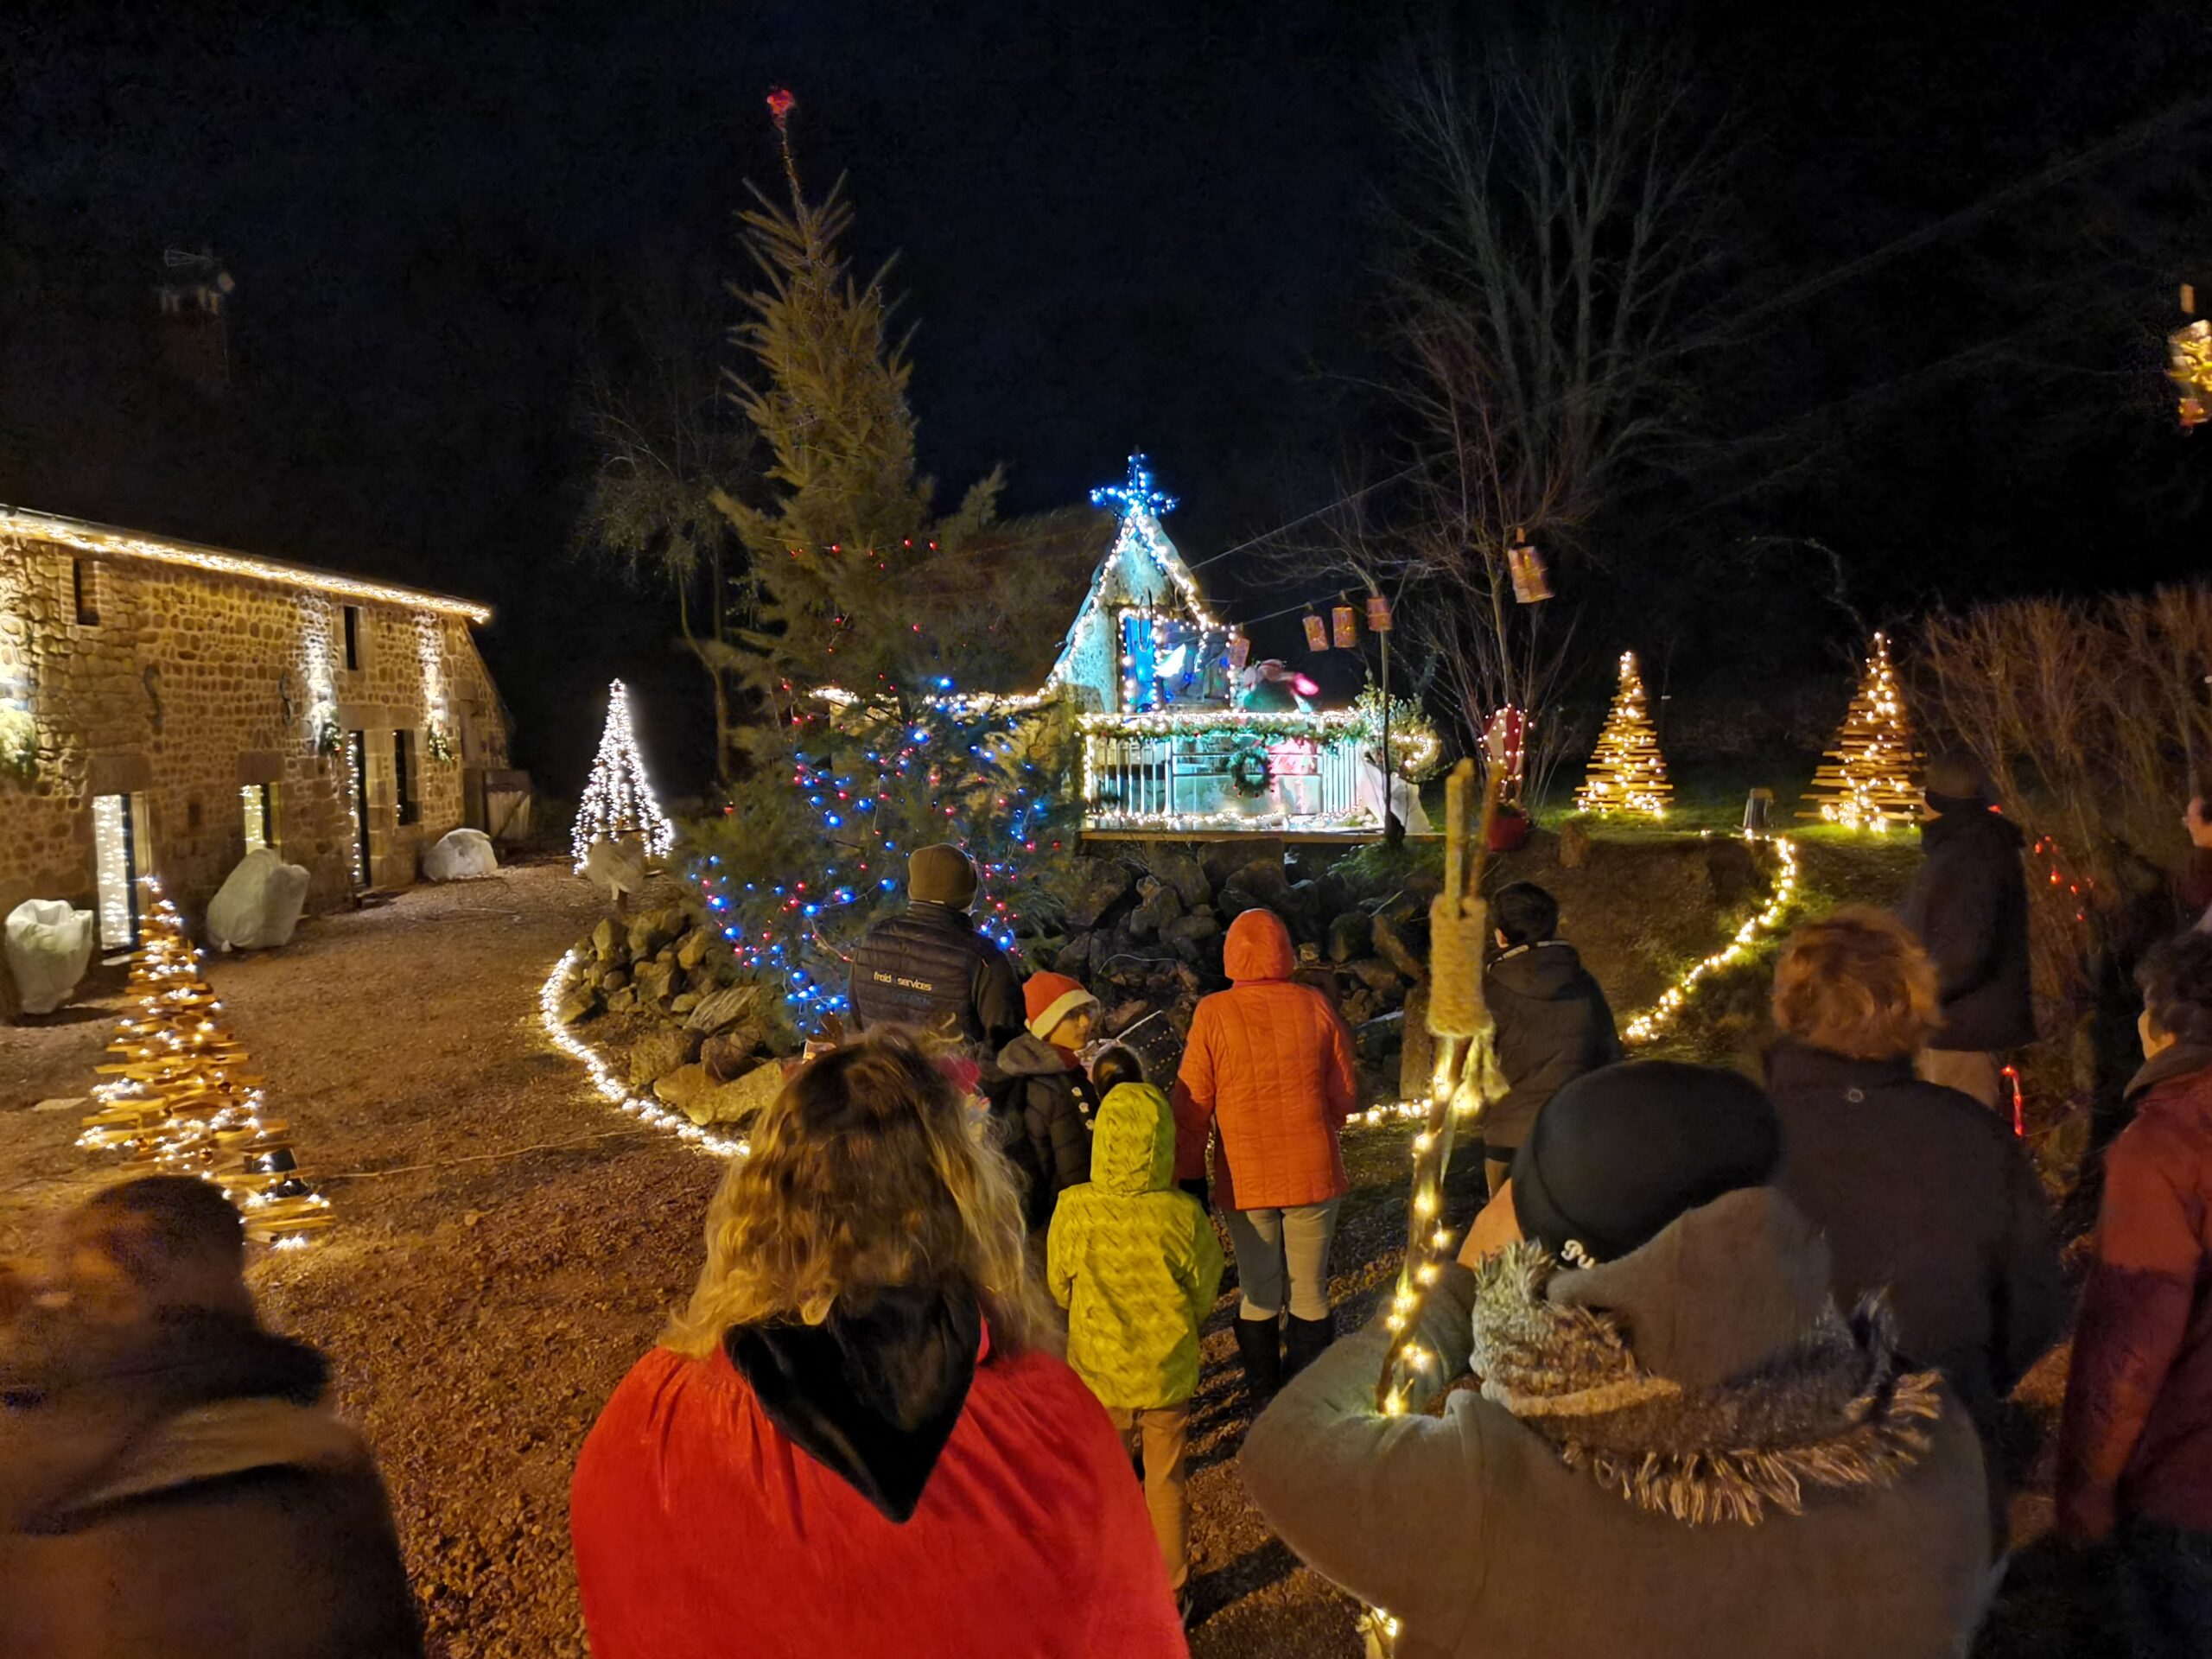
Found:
[1765,907,2067,1536]
[849,844,1025,1056]
[2056,931,2212,1649]
[1480,880,1620,1195]
[0,1177,422,1659]
[1897,750,2033,1108]
[994,972,1102,1230]
[1242,1062,1992,1659]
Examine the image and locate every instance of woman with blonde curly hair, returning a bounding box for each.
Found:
[1764,906,2066,1537]
[570,1029,1186,1659]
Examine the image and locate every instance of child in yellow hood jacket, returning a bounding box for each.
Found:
[1047,1048,1224,1611]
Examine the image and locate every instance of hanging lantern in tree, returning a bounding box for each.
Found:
[1366,593,1394,632]
[1507,528,1552,604]
[2171,316,2212,431]
[1302,611,1329,653]
[1226,630,1250,674]
[1332,600,1359,650]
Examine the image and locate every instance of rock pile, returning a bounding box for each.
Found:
[1044,842,1438,1090]
[550,848,1444,1126]
[549,903,790,1129]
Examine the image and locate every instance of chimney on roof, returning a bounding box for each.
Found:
[155,247,234,399]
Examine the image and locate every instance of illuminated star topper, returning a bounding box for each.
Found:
[1090,453,1178,518]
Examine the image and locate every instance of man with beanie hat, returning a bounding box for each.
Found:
[1898,750,2033,1108]
[995,971,1102,1229]
[849,843,1024,1057]
[1242,1061,1992,1659]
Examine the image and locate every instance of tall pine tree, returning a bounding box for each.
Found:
[693,95,1078,1034]
[711,106,1003,729]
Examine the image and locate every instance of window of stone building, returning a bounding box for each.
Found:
[73,558,100,626]
[346,731,371,887]
[241,783,278,855]
[343,605,364,671]
[394,728,421,826]
[92,792,152,950]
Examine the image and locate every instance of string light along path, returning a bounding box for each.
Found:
[537,950,749,1160]
[1349,830,1804,1138]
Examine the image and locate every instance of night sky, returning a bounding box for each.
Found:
[6,1,2209,796]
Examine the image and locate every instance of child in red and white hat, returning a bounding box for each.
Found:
[994,972,1102,1230]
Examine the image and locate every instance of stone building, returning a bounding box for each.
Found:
[0,505,512,982]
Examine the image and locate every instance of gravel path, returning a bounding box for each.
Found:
[1,861,1484,1656]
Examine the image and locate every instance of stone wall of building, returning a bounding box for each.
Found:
[0,531,509,1007]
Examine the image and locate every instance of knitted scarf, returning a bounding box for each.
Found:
[1467,1242,1944,1526]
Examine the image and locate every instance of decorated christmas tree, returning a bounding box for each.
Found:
[688,92,1080,1033]
[571,678,676,872]
[1802,631,1923,832]
[1574,651,1671,817]
[78,879,334,1248]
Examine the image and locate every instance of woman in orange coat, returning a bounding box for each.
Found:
[1173,906,1358,1400]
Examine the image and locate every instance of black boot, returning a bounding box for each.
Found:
[1233,1315,1282,1404]
[1283,1312,1336,1381]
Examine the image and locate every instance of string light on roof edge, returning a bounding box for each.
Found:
[0,507,491,621]
[75,878,334,1248]
[1800,632,1923,832]
[572,679,676,872]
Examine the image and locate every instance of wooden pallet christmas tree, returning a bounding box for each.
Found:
[78,879,334,1247]
[1574,651,1671,817]
[1801,631,1923,832]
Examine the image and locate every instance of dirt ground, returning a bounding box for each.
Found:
[0,853,2075,1656]
[0,859,1476,1656]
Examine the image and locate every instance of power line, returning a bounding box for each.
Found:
[1699,91,2212,353]
[1183,89,2212,593]
[1185,462,1422,572]
[1222,316,2062,635]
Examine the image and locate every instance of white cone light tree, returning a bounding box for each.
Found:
[573,679,676,872]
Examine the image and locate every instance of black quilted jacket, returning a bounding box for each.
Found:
[849,901,1025,1052]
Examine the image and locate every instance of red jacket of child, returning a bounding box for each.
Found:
[1173,908,1358,1211]
[571,1333,1187,1659]
[2057,1044,2212,1539]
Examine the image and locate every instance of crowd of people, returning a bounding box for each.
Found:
[5,751,2210,1656]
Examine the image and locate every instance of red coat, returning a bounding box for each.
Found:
[571,1338,1186,1659]
[1173,909,1358,1211]
[2056,1046,2212,1539]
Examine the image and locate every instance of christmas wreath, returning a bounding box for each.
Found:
[1227,741,1272,798]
